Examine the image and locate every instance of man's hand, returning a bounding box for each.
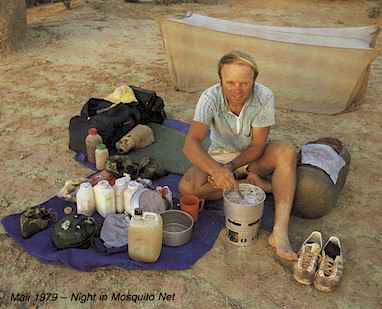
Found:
[208,165,236,191]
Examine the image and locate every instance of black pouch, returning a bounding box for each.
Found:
[20,206,56,239]
[52,214,98,249]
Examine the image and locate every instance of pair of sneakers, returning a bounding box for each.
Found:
[293,231,343,292]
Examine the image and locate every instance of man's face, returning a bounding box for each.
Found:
[220,62,254,106]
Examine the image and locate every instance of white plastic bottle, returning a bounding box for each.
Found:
[76,182,96,216]
[113,176,130,213]
[128,209,163,263]
[94,180,115,217]
[124,181,143,215]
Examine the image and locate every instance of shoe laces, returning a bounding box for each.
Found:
[321,255,335,276]
[300,246,317,270]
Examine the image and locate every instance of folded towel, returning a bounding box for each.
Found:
[301,144,346,184]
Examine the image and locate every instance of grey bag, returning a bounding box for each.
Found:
[294,137,351,219]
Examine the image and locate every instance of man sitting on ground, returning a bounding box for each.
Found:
[179,51,297,261]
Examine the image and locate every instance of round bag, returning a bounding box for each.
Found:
[52,214,98,249]
[293,137,351,219]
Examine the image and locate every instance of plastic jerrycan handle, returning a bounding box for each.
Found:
[143,212,162,224]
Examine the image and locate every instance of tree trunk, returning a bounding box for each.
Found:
[0,0,27,57]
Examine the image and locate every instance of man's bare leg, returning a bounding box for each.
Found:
[179,165,223,200]
[246,172,272,193]
[247,143,298,261]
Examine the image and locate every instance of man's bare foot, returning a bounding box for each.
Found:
[246,172,272,193]
[269,233,297,261]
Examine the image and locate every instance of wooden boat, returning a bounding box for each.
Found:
[160,13,381,114]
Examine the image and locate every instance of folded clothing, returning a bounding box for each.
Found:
[301,144,346,184]
[100,214,130,248]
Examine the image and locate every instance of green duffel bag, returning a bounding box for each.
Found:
[52,214,98,249]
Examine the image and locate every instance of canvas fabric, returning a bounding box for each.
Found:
[160,13,381,114]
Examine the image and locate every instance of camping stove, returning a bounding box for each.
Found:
[223,184,265,247]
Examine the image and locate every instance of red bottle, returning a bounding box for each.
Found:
[85,128,103,163]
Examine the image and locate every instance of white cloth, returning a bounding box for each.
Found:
[301,144,346,184]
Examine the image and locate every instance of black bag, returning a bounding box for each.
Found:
[130,85,167,124]
[69,98,140,154]
[68,87,166,155]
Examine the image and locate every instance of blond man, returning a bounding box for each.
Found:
[179,51,297,261]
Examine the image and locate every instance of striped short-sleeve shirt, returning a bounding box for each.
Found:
[193,82,275,153]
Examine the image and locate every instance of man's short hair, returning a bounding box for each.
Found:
[218,51,259,81]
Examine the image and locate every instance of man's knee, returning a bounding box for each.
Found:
[275,143,297,166]
[178,174,196,196]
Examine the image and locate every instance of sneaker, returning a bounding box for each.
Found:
[293,231,323,285]
[314,236,344,292]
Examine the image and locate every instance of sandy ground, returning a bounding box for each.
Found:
[0,0,381,308]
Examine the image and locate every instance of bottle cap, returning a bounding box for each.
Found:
[134,208,143,216]
[96,143,107,150]
[128,181,141,189]
[88,128,97,135]
[115,178,127,186]
[80,182,92,190]
[64,207,73,215]
[97,180,109,187]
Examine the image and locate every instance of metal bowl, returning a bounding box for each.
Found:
[160,210,194,246]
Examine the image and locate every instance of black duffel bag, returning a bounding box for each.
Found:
[69,98,140,154]
[68,87,167,155]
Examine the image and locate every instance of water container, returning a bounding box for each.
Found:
[128,209,163,263]
[76,182,96,216]
[85,128,103,163]
[124,181,143,215]
[113,176,130,213]
[95,143,109,170]
[94,180,115,217]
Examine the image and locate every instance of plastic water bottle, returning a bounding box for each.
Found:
[94,180,115,217]
[128,208,163,263]
[85,128,103,163]
[113,176,130,213]
[124,181,143,215]
[76,182,96,216]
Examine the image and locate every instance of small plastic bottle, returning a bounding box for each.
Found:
[76,182,96,216]
[95,143,109,170]
[94,180,115,217]
[128,208,163,263]
[113,176,130,213]
[85,128,103,163]
[124,181,143,215]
